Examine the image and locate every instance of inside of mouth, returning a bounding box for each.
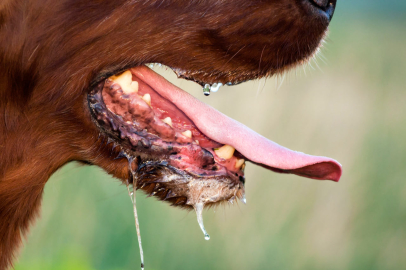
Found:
[101,70,246,177]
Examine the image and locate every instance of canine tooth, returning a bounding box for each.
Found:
[182,130,192,138]
[109,70,137,94]
[214,145,235,159]
[162,117,173,127]
[142,93,151,105]
[195,140,199,145]
[235,159,245,169]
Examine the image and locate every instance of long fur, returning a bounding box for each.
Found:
[0,0,331,268]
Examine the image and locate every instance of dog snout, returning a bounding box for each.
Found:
[308,0,337,21]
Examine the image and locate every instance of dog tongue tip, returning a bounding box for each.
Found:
[253,147,342,182]
[289,159,342,182]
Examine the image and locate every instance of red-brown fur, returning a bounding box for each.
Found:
[0,0,333,268]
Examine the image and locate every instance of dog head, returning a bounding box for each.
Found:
[0,0,340,268]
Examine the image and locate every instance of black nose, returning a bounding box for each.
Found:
[309,0,337,20]
[311,0,328,8]
[310,0,336,9]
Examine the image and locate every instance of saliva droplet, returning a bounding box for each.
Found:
[210,83,223,92]
[194,203,210,240]
[203,84,211,96]
[240,194,247,204]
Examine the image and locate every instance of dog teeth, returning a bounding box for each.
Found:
[109,70,138,94]
[142,93,151,105]
[162,117,173,127]
[214,145,235,160]
[235,159,245,169]
[182,130,192,138]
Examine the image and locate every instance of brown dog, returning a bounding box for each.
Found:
[0,0,341,268]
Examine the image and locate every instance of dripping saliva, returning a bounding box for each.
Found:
[203,82,223,96]
[240,194,247,204]
[203,84,211,96]
[210,83,223,92]
[126,157,145,270]
[194,203,210,240]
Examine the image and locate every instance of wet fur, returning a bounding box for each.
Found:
[0,0,330,268]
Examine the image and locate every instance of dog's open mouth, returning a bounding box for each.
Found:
[88,65,342,210]
[88,61,342,267]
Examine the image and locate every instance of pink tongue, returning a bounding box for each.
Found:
[131,66,342,181]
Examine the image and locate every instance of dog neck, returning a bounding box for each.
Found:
[0,114,70,269]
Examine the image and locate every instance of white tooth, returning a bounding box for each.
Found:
[235,159,245,169]
[182,130,192,138]
[129,81,139,93]
[162,117,173,127]
[195,140,200,145]
[214,145,235,160]
[109,70,137,94]
[142,93,151,106]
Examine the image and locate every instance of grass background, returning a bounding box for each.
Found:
[15,1,406,269]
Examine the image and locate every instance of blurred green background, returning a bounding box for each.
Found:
[16,1,406,270]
